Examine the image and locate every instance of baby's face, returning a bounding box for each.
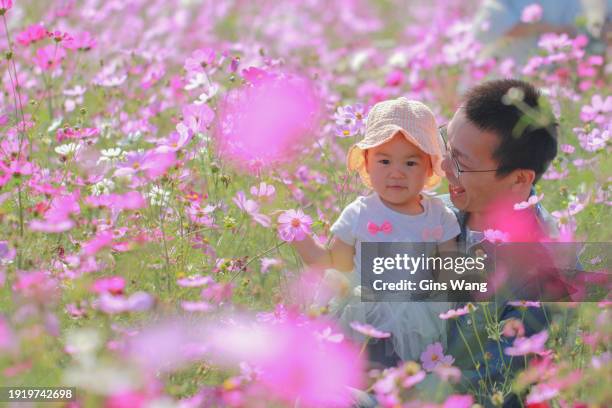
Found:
[365,132,432,214]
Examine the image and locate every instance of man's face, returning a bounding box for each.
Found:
[441,109,515,213]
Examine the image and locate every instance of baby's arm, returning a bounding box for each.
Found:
[292,235,354,272]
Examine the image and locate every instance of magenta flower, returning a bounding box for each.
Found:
[156,123,193,153]
[0,0,11,12]
[206,317,364,407]
[186,202,216,227]
[29,193,80,233]
[504,330,549,356]
[250,182,276,201]
[514,194,544,210]
[182,103,215,134]
[277,209,312,242]
[0,315,15,351]
[439,304,476,320]
[420,342,455,372]
[33,45,66,71]
[95,291,154,314]
[580,95,612,124]
[349,322,391,338]
[16,24,47,46]
[215,71,321,170]
[81,231,114,256]
[521,4,543,23]
[115,150,176,180]
[63,31,96,51]
[91,276,126,295]
[184,48,216,73]
[233,191,271,227]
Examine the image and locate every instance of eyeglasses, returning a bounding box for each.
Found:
[438,124,501,178]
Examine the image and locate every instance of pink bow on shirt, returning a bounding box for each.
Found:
[422,225,443,241]
[367,221,393,235]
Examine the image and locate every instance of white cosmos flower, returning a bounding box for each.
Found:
[55,143,81,156]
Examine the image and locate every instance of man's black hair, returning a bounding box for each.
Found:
[463,79,558,182]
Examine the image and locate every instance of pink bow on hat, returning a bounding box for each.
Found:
[367,221,393,236]
[422,225,443,241]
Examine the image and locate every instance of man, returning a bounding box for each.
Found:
[439,78,559,406]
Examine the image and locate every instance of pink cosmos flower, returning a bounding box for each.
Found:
[81,231,114,256]
[215,71,321,171]
[156,122,193,152]
[349,322,391,338]
[250,182,276,200]
[505,330,548,356]
[62,31,96,51]
[29,192,80,233]
[514,194,544,210]
[439,304,476,320]
[91,276,125,295]
[184,48,216,73]
[277,209,312,242]
[95,291,154,314]
[560,144,575,154]
[105,391,148,408]
[16,24,47,46]
[580,94,612,124]
[525,383,559,404]
[0,0,11,12]
[233,191,271,227]
[420,342,455,372]
[182,103,215,134]
[521,4,543,23]
[33,45,66,71]
[186,202,216,227]
[206,316,364,407]
[115,150,176,180]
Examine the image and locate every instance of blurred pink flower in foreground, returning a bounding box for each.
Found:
[505,330,549,356]
[420,342,455,372]
[214,70,321,170]
[207,316,364,407]
[277,209,312,242]
[521,4,543,23]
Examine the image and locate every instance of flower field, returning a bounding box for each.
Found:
[0,0,610,407]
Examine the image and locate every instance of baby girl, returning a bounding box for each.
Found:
[293,97,460,365]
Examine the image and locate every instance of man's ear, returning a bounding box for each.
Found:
[510,169,536,192]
